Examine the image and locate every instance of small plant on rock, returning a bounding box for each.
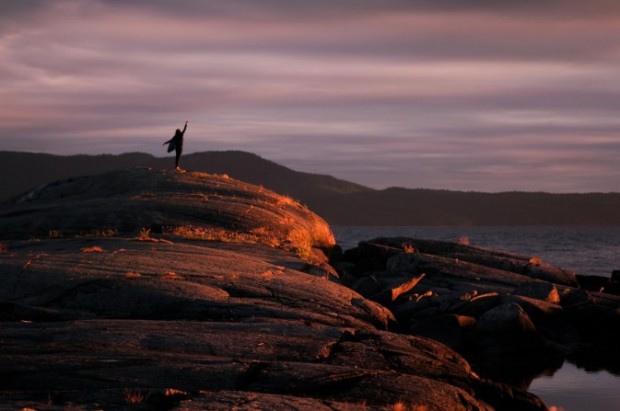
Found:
[402,242,415,253]
[529,257,542,265]
[137,228,151,240]
[92,228,118,237]
[48,230,63,238]
[124,271,142,279]
[124,388,149,404]
[169,225,259,244]
[392,403,429,411]
[80,245,104,253]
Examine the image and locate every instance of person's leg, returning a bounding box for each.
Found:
[175,149,181,169]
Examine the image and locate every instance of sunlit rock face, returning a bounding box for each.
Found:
[0,168,335,256]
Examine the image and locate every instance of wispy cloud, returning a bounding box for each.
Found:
[1,0,619,192]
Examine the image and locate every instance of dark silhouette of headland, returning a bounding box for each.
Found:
[1,150,620,226]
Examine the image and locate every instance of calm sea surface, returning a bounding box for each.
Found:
[333,226,620,277]
[332,226,620,411]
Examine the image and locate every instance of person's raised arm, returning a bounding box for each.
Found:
[182,120,188,134]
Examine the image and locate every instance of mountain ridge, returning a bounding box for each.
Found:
[2,150,619,225]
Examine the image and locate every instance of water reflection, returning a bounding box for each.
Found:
[470,353,565,391]
[529,362,620,411]
[470,355,620,411]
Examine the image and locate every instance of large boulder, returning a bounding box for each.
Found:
[471,303,542,350]
[351,237,578,287]
[514,282,561,304]
[386,252,543,291]
[475,303,536,335]
[0,168,335,263]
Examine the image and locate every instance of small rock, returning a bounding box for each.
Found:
[451,293,501,318]
[514,281,560,304]
[560,288,595,307]
[349,275,381,297]
[344,241,403,271]
[501,295,563,322]
[410,314,476,349]
[474,303,537,336]
[368,274,425,304]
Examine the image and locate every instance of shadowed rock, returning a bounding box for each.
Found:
[352,238,578,287]
[340,235,620,383]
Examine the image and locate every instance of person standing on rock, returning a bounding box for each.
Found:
[163,120,188,170]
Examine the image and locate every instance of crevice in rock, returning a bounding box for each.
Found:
[234,361,269,391]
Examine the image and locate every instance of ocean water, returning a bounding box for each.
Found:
[332,226,620,411]
[333,226,620,277]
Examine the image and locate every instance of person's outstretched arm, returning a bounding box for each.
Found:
[182,120,188,134]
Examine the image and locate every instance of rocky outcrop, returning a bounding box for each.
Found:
[338,237,620,382]
[0,168,335,265]
[0,170,547,410]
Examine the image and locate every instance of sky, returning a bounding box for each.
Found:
[1,0,619,192]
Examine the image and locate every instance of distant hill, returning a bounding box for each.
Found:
[0,150,367,200]
[2,150,620,225]
[0,151,155,202]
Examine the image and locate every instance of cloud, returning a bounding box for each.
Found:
[83,0,620,18]
[0,0,619,192]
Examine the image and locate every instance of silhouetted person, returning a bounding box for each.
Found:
[163,120,188,170]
